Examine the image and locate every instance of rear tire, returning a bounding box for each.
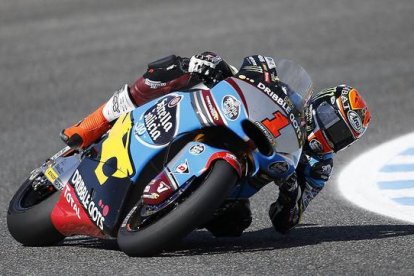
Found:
[7,178,65,246]
[117,160,238,256]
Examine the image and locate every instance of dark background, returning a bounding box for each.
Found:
[1,0,414,274]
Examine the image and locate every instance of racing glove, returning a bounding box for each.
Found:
[300,153,334,188]
[188,52,236,85]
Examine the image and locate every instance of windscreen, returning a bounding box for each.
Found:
[275,59,313,107]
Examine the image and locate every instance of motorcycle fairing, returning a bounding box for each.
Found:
[227,77,303,179]
[51,182,105,238]
[93,78,301,190]
[128,85,250,183]
[94,113,135,185]
[141,141,242,207]
[51,157,132,237]
[49,85,249,236]
[41,149,80,191]
[52,76,304,236]
[167,141,242,182]
[231,77,303,165]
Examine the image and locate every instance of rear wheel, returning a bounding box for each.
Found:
[117,160,238,256]
[7,173,65,246]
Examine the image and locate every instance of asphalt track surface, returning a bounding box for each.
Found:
[1,0,414,275]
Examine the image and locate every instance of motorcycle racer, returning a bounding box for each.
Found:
[61,52,371,236]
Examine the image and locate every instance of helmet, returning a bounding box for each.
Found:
[306,85,371,154]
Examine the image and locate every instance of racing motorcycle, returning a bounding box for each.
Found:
[7,59,312,256]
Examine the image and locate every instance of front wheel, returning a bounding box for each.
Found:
[117,160,239,256]
[7,173,65,246]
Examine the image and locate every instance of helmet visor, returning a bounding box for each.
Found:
[316,102,354,152]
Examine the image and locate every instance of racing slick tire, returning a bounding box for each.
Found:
[7,178,65,246]
[117,160,239,256]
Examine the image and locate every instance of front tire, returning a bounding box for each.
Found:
[117,160,238,256]
[7,177,65,246]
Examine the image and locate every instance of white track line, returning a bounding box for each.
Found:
[338,132,414,223]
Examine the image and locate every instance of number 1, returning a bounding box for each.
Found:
[261,111,289,138]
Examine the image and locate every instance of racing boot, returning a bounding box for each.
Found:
[269,173,323,234]
[60,84,136,149]
[269,173,302,234]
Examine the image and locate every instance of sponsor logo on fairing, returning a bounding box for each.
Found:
[143,183,160,200]
[256,82,303,143]
[44,167,59,184]
[204,94,220,121]
[135,123,146,136]
[145,99,173,142]
[142,174,175,205]
[225,153,238,162]
[156,181,170,193]
[98,200,110,217]
[175,159,189,174]
[70,170,105,230]
[135,95,179,146]
[254,122,277,147]
[222,95,241,121]
[168,95,183,108]
[63,185,81,219]
[257,82,292,113]
[189,144,205,155]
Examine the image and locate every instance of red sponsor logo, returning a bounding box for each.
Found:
[142,172,176,205]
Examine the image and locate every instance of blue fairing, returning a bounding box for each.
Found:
[98,78,301,199]
[127,80,250,183]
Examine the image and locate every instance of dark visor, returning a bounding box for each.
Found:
[316,102,354,152]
